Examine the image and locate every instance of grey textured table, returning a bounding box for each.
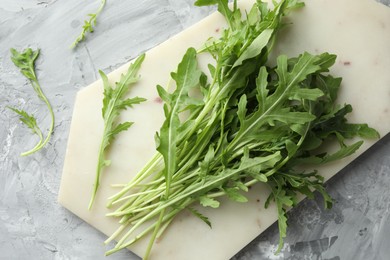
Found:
[1,0,389,259]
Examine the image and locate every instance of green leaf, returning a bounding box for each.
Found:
[255,66,269,114]
[266,110,316,125]
[322,140,363,164]
[157,84,171,104]
[90,54,146,209]
[315,74,341,102]
[170,48,201,94]
[341,123,380,139]
[8,107,40,135]
[236,181,249,192]
[199,145,215,176]
[199,196,220,208]
[225,188,248,203]
[195,0,238,24]
[110,122,134,137]
[116,97,147,110]
[274,189,293,253]
[256,0,269,20]
[187,207,212,228]
[290,123,306,135]
[237,94,247,125]
[194,0,217,6]
[289,53,322,82]
[285,139,298,157]
[247,5,259,26]
[313,52,337,72]
[157,48,202,198]
[232,29,273,68]
[314,184,333,209]
[275,55,288,90]
[290,88,324,101]
[301,132,323,151]
[239,150,282,175]
[284,0,305,13]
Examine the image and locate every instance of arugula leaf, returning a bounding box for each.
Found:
[8,48,55,156]
[89,54,146,209]
[7,107,43,141]
[187,207,212,228]
[71,0,106,48]
[195,0,234,28]
[199,195,220,208]
[274,190,293,253]
[225,188,248,203]
[156,47,202,199]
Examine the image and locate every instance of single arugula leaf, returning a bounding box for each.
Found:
[290,88,324,101]
[89,54,146,209]
[232,28,273,68]
[71,0,106,48]
[195,0,234,28]
[156,47,202,199]
[7,107,43,140]
[266,186,294,253]
[199,145,216,177]
[199,195,220,208]
[256,66,269,114]
[225,188,248,203]
[321,140,363,164]
[187,207,212,228]
[9,48,54,156]
[239,149,282,175]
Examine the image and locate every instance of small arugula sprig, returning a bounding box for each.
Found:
[103,0,379,258]
[71,0,106,48]
[8,48,54,156]
[89,54,147,209]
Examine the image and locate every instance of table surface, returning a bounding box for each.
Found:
[1,0,389,259]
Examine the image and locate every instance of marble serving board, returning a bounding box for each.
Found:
[58,0,390,259]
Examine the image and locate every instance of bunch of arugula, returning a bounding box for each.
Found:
[103,0,378,258]
[8,48,55,156]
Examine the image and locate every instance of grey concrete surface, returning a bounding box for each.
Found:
[0,0,389,259]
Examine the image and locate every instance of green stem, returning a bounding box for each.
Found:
[106,153,162,207]
[21,79,55,157]
[88,126,107,209]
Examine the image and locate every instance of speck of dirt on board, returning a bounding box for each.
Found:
[154,97,163,104]
[379,20,386,29]
[256,218,261,228]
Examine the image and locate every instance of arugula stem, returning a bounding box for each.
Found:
[88,132,108,209]
[143,209,166,260]
[25,85,54,156]
[105,206,182,256]
[107,153,162,207]
[111,186,166,205]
